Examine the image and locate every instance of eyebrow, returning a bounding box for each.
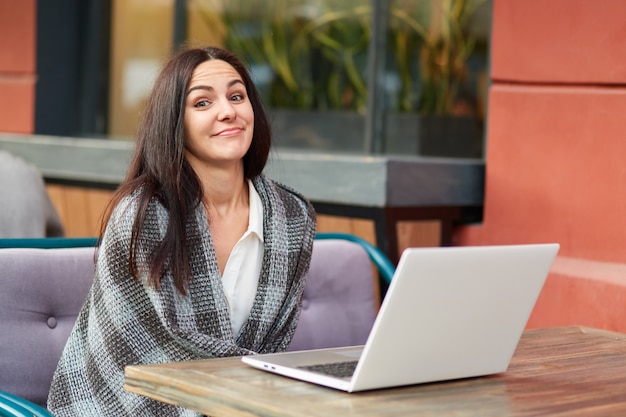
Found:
[186,79,245,95]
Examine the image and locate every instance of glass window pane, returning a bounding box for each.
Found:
[188,0,372,152]
[108,0,174,138]
[384,0,491,157]
[105,0,490,156]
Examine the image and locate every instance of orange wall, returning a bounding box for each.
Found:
[0,0,36,133]
[455,0,626,332]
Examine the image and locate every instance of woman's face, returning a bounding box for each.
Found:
[183,59,254,172]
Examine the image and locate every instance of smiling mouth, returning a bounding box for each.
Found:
[214,127,243,137]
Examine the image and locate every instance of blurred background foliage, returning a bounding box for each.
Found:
[190,0,489,116]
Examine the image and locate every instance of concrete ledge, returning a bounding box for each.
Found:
[0,134,131,185]
[0,133,484,208]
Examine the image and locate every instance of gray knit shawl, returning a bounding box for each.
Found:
[48,174,316,416]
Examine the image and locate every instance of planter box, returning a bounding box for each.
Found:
[268,109,483,158]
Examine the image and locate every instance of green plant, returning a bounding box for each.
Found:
[390,0,487,114]
[296,3,371,111]
[194,0,370,111]
[193,0,486,115]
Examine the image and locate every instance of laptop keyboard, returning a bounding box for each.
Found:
[298,360,359,378]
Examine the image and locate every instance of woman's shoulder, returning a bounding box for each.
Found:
[254,174,314,215]
[106,189,169,236]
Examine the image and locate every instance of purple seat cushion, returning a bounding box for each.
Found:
[0,247,95,407]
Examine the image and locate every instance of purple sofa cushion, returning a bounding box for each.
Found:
[0,247,95,407]
[288,239,377,351]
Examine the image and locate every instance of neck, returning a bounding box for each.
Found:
[205,180,248,217]
[202,172,249,218]
[187,155,250,216]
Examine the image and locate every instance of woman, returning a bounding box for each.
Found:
[48,46,316,416]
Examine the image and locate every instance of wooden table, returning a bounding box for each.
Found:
[124,326,626,416]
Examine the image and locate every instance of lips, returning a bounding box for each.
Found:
[214,127,243,137]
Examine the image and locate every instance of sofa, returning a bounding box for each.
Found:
[0,236,388,411]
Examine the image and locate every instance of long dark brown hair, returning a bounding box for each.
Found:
[100,46,271,294]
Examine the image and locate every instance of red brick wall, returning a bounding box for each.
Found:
[0,0,36,133]
[455,0,626,332]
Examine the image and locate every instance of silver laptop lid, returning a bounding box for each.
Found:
[350,243,559,391]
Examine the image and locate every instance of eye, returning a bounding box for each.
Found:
[230,93,245,102]
[194,99,211,108]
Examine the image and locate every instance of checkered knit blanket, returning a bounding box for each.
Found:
[48,174,316,416]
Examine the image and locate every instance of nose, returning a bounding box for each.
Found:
[217,98,236,120]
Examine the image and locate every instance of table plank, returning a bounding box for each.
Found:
[498,326,626,417]
[124,327,626,417]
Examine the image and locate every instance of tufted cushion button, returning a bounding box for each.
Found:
[47,316,58,329]
[301,299,310,310]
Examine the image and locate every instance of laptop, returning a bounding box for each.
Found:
[242,243,560,392]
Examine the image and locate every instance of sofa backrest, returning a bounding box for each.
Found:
[288,239,377,351]
[0,247,96,407]
[0,239,377,407]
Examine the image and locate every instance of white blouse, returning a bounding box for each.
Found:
[220,180,264,336]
